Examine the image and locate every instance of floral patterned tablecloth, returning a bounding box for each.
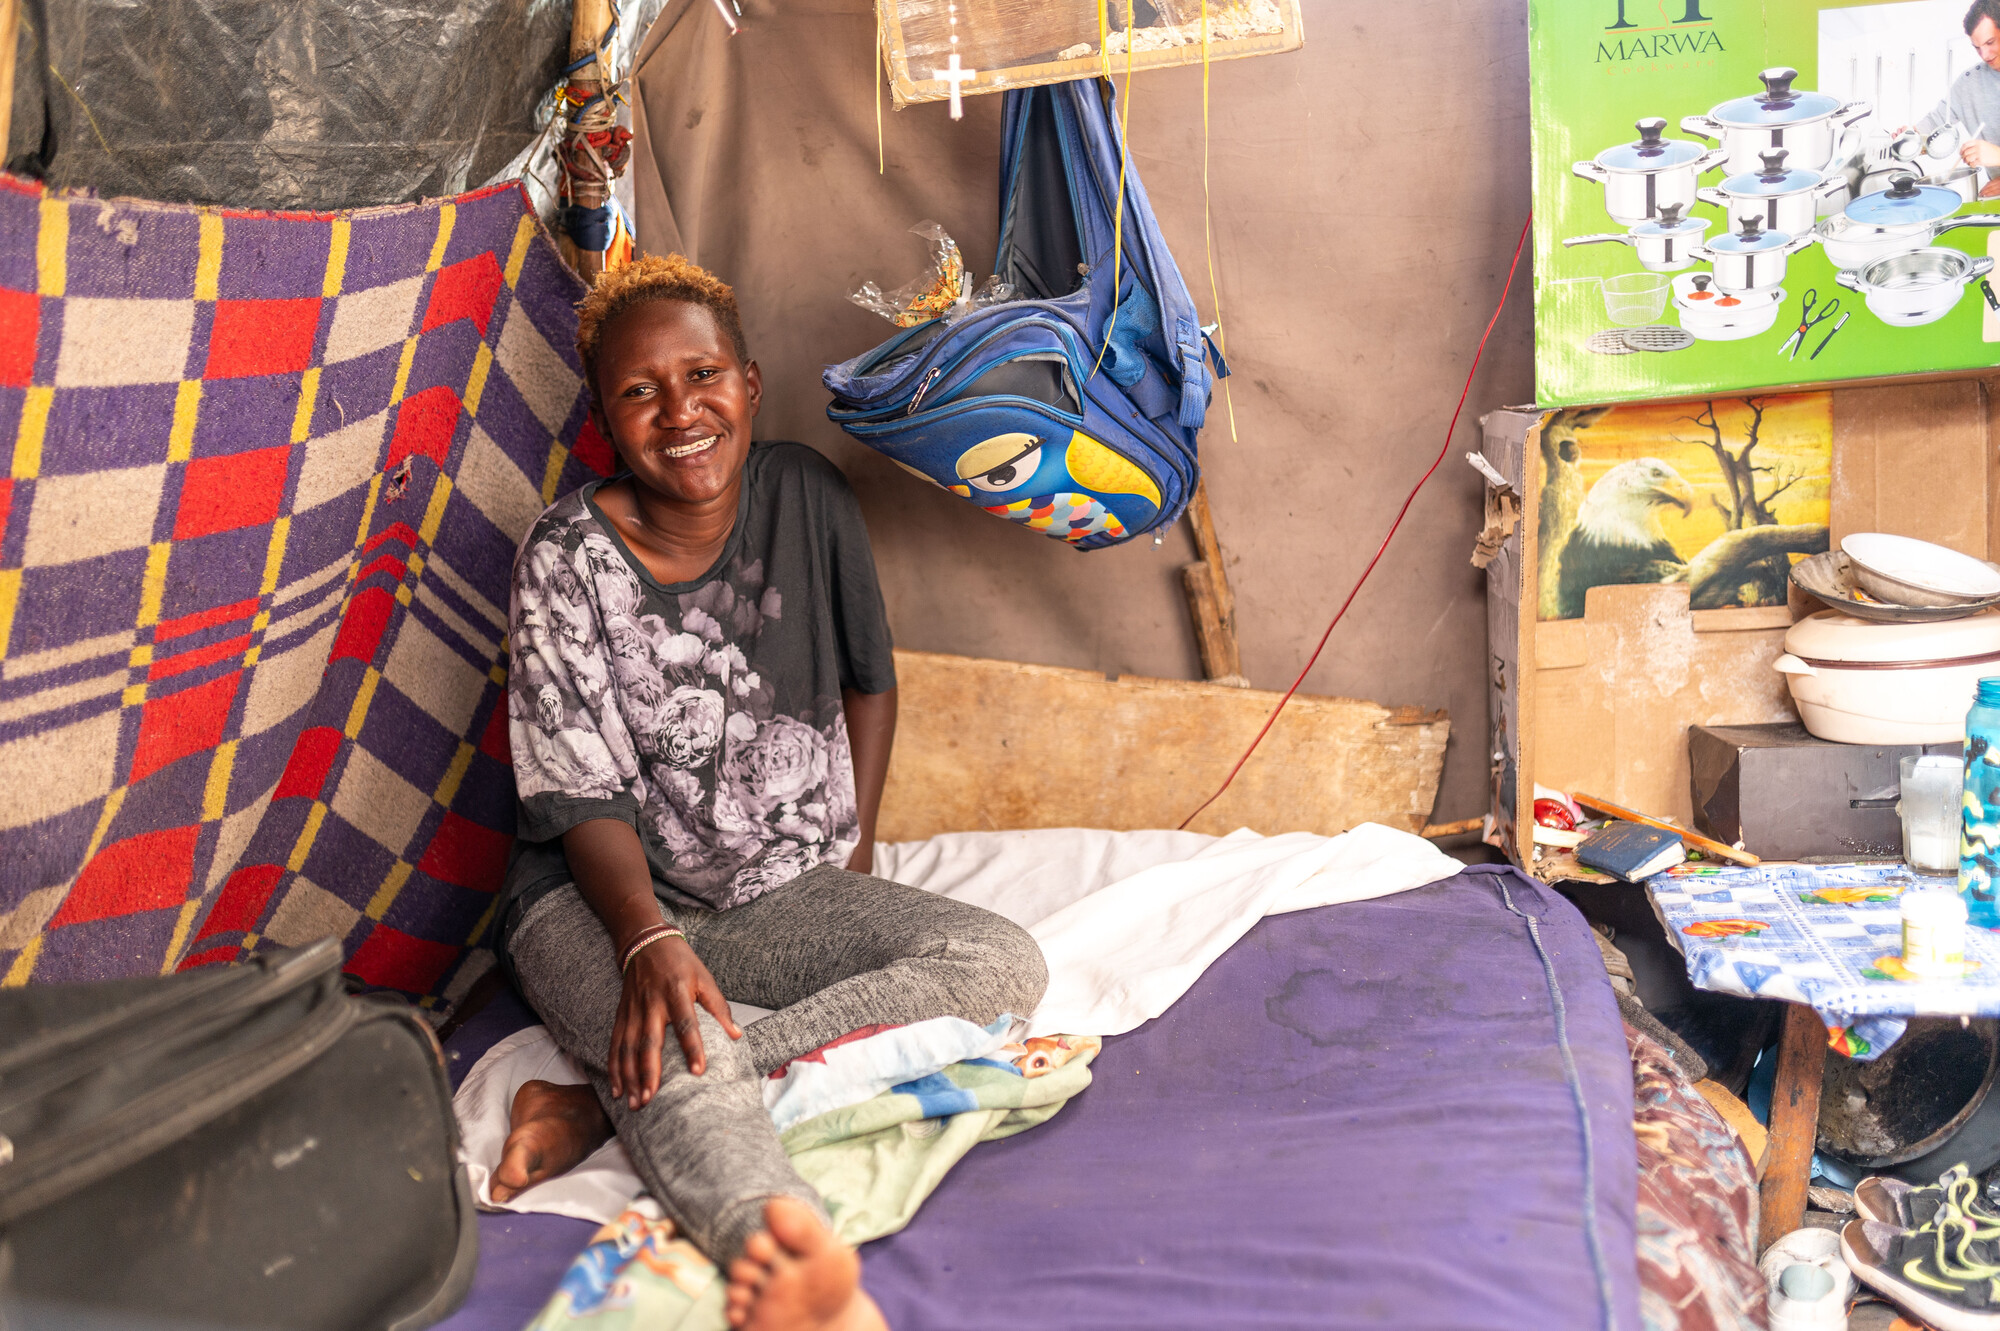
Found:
[1647,862,1991,1059]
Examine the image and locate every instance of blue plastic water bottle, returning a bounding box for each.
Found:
[1962,677,2000,928]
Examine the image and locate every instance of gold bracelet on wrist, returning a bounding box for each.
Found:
[619,924,685,973]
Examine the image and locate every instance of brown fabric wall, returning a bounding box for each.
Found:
[629,0,1532,827]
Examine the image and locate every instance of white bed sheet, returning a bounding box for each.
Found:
[454,823,1459,1219]
[875,823,1460,1036]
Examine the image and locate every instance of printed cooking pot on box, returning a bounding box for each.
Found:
[1681,66,1870,175]
[1697,149,1845,238]
[1572,118,1729,227]
[1563,203,1710,272]
[1815,173,2000,269]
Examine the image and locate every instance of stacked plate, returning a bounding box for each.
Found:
[1783,534,2000,743]
[1792,535,2000,622]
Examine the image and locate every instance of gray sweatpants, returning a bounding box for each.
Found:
[508,863,1048,1264]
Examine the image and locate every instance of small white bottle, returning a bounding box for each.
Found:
[1902,888,1969,978]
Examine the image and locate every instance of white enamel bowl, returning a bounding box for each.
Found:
[1842,533,2000,608]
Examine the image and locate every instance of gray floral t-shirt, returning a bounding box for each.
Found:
[498,443,895,956]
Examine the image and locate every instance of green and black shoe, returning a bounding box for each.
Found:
[1857,1164,2000,1234]
[1844,1208,2000,1330]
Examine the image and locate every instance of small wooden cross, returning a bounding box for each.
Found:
[932,53,977,119]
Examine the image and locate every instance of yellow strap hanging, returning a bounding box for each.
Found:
[1088,7,1135,384]
[1199,0,1239,444]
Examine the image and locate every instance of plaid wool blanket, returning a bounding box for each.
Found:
[0,175,608,1009]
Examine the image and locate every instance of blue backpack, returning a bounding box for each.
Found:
[823,79,1221,550]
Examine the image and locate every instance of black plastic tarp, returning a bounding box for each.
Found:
[5,0,572,209]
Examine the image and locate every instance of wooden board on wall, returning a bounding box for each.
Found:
[879,649,1449,843]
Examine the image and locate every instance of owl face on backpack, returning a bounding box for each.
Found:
[890,429,1163,545]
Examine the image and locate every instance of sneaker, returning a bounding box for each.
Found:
[1761,1225,1854,1319]
[1843,1211,2000,1330]
[1768,1260,1848,1330]
[1856,1164,2000,1232]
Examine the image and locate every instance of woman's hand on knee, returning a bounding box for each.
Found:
[607,939,744,1108]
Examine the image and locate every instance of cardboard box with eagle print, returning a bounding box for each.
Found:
[1539,395,1832,621]
[1476,393,1832,867]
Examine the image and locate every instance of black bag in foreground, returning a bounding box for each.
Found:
[0,940,478,1330]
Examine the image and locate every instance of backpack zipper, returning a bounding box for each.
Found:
[906,366,943,416]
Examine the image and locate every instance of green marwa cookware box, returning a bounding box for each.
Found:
[1534,0,2000,404]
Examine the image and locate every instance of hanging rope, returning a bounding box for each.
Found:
[1177,215,1532,830]
[1087,8,1136,384]
[1198,0,1238,444]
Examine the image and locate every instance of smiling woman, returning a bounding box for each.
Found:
[488,253,1049,1331]
[586,297,763,585]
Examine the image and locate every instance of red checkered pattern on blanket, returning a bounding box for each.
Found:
[0,176,605,1012]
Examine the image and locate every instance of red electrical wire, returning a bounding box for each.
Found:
[1177,213,1533,831]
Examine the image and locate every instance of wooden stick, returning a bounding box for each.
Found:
[1181,561,1245,685]
[1571,791,1762,866]
[1182,480,1246,686]
[560,0,617,279]
[1422,816,1485,840]
[1186,480,1234,631]
[1758,1001,1828,1249]
[0,0,20,159]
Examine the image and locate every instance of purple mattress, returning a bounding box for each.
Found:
[436,866,1639,1331]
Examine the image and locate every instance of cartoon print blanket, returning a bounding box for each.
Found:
[521,1035,1099,1331]
[455,1013,1023,1221]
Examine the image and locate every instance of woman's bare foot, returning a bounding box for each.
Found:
[723,1197,887,1331]
[489,1080,613,1203]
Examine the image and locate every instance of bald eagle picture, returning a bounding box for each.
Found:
[1554,457,1827,619]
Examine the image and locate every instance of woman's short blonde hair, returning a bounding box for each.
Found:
[574,253,749,400]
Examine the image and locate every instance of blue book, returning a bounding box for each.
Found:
[1575,822,1686,883]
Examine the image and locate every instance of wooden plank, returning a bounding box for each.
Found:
[1572,792,1760,865]
[1759,1002,1829,1250]
[879,0,1304,110]
[1182,481,1246,686]
[1180,561,1243,685]
[1186,480,1236,631]
[877,648,1449,842]
[0,0,18,159]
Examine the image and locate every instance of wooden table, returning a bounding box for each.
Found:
[1539,855,1903,1251]
[1758,1001,1829,1247]
[1635,857,2000,1255]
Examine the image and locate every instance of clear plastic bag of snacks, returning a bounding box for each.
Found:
[850,221,968,326]
[848,222,1014,329]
